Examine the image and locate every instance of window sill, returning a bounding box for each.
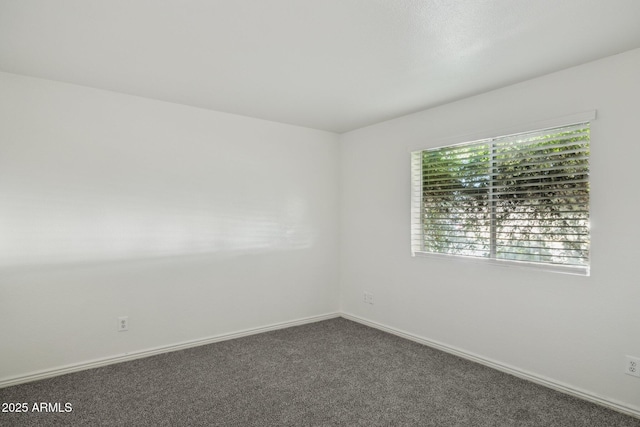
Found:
[412,251,589,276]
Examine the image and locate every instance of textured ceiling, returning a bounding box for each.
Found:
[1,0,640,133]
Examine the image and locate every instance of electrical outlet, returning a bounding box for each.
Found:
[363,292,374,305]
[625,356,640,377]
[118,316,129,332]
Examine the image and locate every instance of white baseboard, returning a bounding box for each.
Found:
[0,312,340,389]
[341,312,640,420]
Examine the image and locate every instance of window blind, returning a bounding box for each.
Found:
[411,122,590,274]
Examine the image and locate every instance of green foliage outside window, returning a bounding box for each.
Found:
[419,124,589,267]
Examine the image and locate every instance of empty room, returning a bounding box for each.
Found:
[1,1,640,425]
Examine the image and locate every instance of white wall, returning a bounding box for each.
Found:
[0,72,339,382]
[339,48,640,412]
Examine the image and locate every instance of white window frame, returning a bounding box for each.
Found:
[410,111,596,276]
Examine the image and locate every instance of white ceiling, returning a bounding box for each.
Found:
[1,1,640,133]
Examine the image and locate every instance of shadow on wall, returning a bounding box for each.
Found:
[0,191,314,270]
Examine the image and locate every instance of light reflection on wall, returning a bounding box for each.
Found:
[0,192,314,267]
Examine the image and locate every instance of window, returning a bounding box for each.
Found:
[411,121,591,275]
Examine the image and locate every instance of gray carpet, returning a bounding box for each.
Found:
[1,318,638,426]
